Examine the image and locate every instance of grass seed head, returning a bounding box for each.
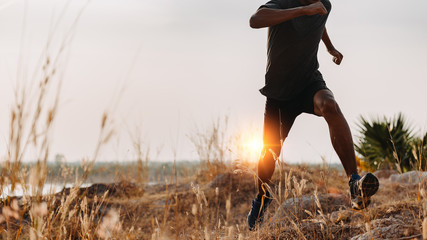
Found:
[228,226,234,239]
[204,227,210,240]
[192,204,197,216]
[226,197,231,216]
[97,209,121,239]
[31,202,48,217]
[2,206,20,220]
[423,218,427,239]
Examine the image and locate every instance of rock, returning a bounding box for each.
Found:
[275,193,350,221]
[350,224,416,240]
[59,181,144,198]
[370,216,404,228]
[373,169,398,179]
[208,172,253,190]
[351,216,416,240]
[390,171,427,184]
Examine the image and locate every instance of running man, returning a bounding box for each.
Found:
[247,0,379,230]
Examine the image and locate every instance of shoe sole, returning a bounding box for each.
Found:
[360,173,379,198]
[351,173,379,210]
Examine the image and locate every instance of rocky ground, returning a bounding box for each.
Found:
[2,165,426,239]
[133,165,426,239]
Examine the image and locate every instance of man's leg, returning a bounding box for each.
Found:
[312,89,379,210]
[312,89,358,176]
[258,98,296,196]
[248,98,296,230]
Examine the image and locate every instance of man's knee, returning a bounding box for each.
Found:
[316,97,341,117]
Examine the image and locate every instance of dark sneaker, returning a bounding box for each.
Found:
[349,173,379,210]
[247,191,272,231]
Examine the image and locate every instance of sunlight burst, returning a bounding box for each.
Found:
[243,137,263,157]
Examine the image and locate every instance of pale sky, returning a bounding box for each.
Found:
[1,0,426,164]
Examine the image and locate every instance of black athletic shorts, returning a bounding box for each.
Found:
[263,80,330,144]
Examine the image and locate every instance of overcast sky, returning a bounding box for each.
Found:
[1,0,426,164]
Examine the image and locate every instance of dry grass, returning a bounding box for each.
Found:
[1,2,427,240]
[5,153,426,239]
[2,84,427,240]
[2,62,426,239]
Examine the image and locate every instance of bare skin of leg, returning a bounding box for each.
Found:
[313,89,358,177]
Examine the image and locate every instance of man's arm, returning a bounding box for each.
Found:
[322,27,343,65]
[250,2,327,29]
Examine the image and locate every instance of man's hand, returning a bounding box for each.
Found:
[328,48,343,65]
[304,2,327,16]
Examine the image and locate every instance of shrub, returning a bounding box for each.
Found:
[355,113,421,173]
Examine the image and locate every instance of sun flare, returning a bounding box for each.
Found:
[243,137,263,157]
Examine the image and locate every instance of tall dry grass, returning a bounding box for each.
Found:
[188,116,231,181]
[0,1,126,239]
[1,2,427,240]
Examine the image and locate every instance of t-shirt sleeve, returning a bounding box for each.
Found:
[292,0,331,33]
[259,0,288,10]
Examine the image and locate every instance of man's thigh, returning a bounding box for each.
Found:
[263,98,297,154]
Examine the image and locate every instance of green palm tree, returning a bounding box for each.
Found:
[355,113,414,173]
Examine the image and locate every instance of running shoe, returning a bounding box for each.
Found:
[349,173,379,210]
[247,191,272,231]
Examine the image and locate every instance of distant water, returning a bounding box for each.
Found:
[1,183,92,198]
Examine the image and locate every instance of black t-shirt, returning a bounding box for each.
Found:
[258,0,331,101]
